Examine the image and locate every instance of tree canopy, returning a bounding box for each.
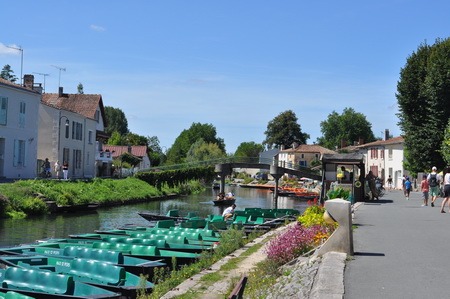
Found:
[397,38,450,172]
[263,110,309,149]
[234,141,264,158]
[1,65,18,83]
[185,139,226,163]
[166,122,225,164]
[317,107,375,150]
[104,106,129,136]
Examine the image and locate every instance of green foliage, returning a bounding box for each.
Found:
[185,139,226,163]
[104,106,129,136]
[326,187,350,200]
[441,115,450,165]
[263,110,310,149]
[234,141,264,158]
[136,166,215,190]
[1,64,18,83]
[120,152,142,166]
[166,123,225,165]
[317,107,376,150]
[397,38,450,172]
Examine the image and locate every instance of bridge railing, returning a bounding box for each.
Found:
[138,157,320,176]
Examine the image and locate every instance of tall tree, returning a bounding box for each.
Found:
[263,110,309,149]
[0,65,18,83]
[234,142,264,158]
[397,38,450,172]
[185,139,226,163]
[442,119,450,166]
[166,122,225,164]
[77,83,84,94]
[104,106,129,136]
[317,108,376,150]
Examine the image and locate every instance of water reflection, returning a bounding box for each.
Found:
[0,186,310,247]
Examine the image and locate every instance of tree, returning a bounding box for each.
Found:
[185,139,226,163]
[1,65,18,83]
[263,110,309,149]
[317,108,376,150]
[166,122,225,164]
[104,106,129,136]
[77,83,84,94]
[441,119,450,166]
[397,38,450,172]
[234,142,264,158]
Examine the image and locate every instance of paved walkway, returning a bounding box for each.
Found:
[345,189,450,299]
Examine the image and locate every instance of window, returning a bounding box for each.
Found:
[63,148,70,166]
[13,139,26,166]
[380,149,384,159]
[0,97,7,125]
[88,130,93,144]
[388,148,393,159]
[73,149,82,169]
[71,121,83,141]
[94,110,100,122]
[18,102,26,128]
[370,148,378,159]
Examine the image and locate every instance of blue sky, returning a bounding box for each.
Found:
[2,1,450,153]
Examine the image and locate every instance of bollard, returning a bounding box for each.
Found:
[315,198,354,256]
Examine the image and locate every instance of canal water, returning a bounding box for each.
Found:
[0,187,310,247]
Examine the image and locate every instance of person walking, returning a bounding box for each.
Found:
[386,175,393,191]
[405,176,412,200]
[420,174,429,206]
[54,160,60,179]
[62,161,69,180]
[365,171,378,200]
[440,166,450,213]
[428,166,441,207]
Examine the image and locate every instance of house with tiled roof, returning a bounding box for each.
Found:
[0,75,42,179]
[38,87,111,178]
[102,145,151,173]
[353,132,406,189]
[278,144,337,169]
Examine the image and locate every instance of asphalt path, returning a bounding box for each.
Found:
[345,189,450,299]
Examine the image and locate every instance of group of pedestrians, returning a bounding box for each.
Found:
[42,159,69,180]
[419,166,450,213]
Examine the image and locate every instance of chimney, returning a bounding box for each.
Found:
[384,129,390,141]
[58,87,64,97]
[23,75,34,89]
[358,138,364,145]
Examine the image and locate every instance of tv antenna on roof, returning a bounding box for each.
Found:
[51,65,66,88]
[32,72,50,93]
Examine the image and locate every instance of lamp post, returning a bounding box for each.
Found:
[58,115,70,159]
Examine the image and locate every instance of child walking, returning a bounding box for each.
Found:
[405,177,412,200]
[421,174,429,206]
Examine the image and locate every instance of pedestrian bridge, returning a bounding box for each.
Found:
[144,157,321,180]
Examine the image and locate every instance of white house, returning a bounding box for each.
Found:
[38,87,110,178]
[0,76,42,179]
[354,135,405,189]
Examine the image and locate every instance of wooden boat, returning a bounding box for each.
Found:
[45,202,99,214]
[137,209,188,222]
[212,197,235,206]
[0,255,153,298]
[0,266,121,299]
[239,182,276,190]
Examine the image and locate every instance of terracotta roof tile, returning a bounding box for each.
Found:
[0,78,39,93]
[356,136,404,148]
[280,144,337,155]
[103,145,148,158]
[42,93,105,121]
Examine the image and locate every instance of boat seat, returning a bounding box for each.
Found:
[141,239,168,248]
[155,220,176,229]
[63,246,124,264]
[4,291,35,299]
[179,219,206,229]
[2,267,74,295]
[69,258,126,286]
[205,221,227,231]
[166,210,179,217]
[210,215,224,222]
[187,212,198,218]
[130,245,160,256]
[233,216,248,224]
[254,217,265,225]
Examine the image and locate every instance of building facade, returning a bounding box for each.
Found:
[0,77,41,179]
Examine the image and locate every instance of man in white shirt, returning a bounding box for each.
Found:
[427,166,441,207]
[222,204,236,220]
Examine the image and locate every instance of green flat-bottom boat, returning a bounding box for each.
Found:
[0,255,153,298]
[0,266,121,299]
